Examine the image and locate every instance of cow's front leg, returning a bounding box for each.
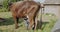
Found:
[13,16,19,29]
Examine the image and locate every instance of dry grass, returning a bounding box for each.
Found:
[0,12,57,32]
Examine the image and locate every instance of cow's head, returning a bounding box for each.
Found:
[8,2,13,11]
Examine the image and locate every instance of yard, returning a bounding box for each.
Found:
[0,12,57,32]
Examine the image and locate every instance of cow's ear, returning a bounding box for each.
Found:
[8,2,13,11]
[8,2,13,6]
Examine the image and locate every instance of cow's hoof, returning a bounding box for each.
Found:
[15,26,19,29]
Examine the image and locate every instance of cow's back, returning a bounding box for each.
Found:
[10,1,40,18]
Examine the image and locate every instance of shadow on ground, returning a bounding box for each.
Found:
[0,17,49,30]
[0,17,23,26]
[37,21,49,30]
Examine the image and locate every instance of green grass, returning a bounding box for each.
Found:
[0,12,57,32]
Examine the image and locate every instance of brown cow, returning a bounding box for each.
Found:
[8,1,41,30]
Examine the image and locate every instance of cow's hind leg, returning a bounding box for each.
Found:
[28,18,34,30]
[32,16,38,31]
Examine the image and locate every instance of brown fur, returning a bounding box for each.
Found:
[9,1,41,30]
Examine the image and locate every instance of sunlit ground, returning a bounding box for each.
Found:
[0,12,57,32]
